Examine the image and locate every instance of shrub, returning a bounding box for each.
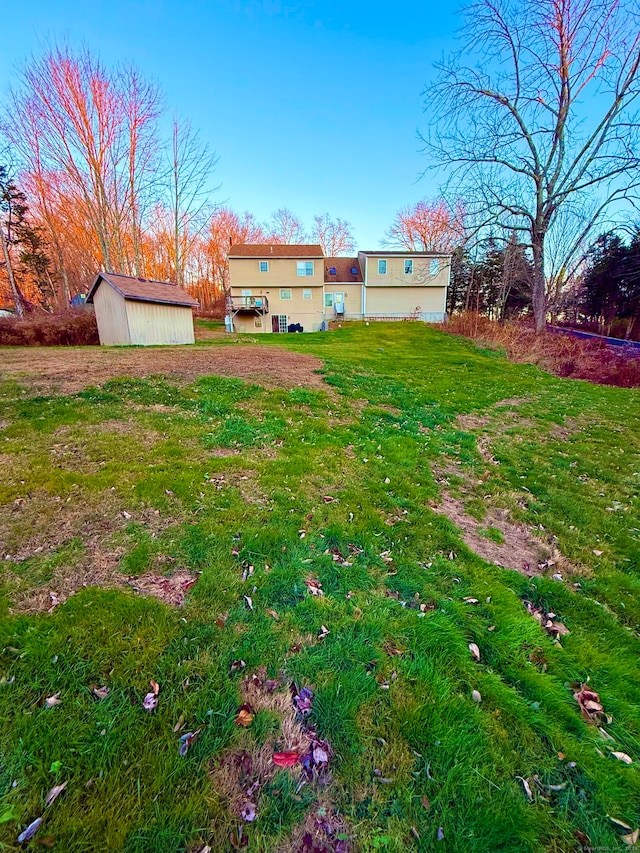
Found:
[441,312,640,388]
[0,310,99,346]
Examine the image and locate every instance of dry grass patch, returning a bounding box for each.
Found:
[0,344,327,395]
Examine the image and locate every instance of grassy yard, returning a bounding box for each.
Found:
[0,322,639,852]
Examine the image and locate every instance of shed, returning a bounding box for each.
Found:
[86,272,198,346]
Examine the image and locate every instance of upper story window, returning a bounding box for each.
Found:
[280,288,292,300]
[378,259,387,275]
[297,261,314,277]
[259,261,269,272]
[430,259,440,276]
[404,259,413,274]
[303,289,312,300]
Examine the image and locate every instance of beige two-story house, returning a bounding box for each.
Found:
[227,244,450,333]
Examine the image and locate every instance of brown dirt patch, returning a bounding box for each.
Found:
[432,491,589,578]
[125,570,199,606]
[0,344,327,395]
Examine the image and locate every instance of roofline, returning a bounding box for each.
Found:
[86,272,198,307]
[359,250,451,257]
[228,253,324,259]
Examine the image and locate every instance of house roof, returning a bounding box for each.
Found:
[86,272,199,308]
[324,258,363,283]
[359,250,451,258]
[228,244,324,259]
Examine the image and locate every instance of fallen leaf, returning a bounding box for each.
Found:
[573,683,607,724]
[516,776,534,801]
[292,684,313,716]
[421,795,431,811]
[91,685,110,701]
[235,706,255,728]
[230,659,246,673]
[469,643,481,662]
[273,751,301,767]
[36,836,56,847]
[266,609,279,620]
[45,782,67,808]
[622,829,639,846]
[472,690,482,703]
[592,549,603,557]
[322,495,337,503]
[609,816,633,832]
[244,595,253,610]
[318,625,330,640]
[143,681,159,712]
[17,817,43,843]
[178,728,201,756]
[611,751,633,765]
[463,597,479,604]
[173,714,185,733]
[240,801,257,822]
[122,511,132,520]
[437,826,445,841]
[45,694,61,708]
[312,743,329,764]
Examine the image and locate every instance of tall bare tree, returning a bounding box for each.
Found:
[311,213,355,255]
[424,0,640,332]
[168,116,217,287]
[267,208,308,244]
[385,198,466,252]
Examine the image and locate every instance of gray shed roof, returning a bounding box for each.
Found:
[87,272,199,307]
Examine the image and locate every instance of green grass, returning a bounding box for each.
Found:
[0,322,639,852]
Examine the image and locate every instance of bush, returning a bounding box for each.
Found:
[441,312,640,388]
[0,310,99,346]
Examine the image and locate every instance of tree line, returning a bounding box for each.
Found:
[0,47,362,315]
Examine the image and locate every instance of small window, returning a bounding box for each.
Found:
[404,259,413,275]
[303,289,312,300]
[297,261,314,277]
[259,261,269,272]
[430,259,439,276]
[280,288,292,300]
[254,317,262,328]
[324,292,334,308]
[378,259,387,275]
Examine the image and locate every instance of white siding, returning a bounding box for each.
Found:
[125,300,195,345]
[93,281,131,345]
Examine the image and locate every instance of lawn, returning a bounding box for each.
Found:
[0,322,639,852]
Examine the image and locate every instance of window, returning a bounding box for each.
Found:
[297,261,314,276]
[430,259,440,276]
[254,318,262,328]
[242,289,252,296]
[280,288,292,300]
[303,289,312,300]
[324,292,334,308]
[259,261,269,272]
[378,259,387,275]
[404,259,413,275]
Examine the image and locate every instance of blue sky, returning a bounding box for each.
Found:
[1,0,462,248]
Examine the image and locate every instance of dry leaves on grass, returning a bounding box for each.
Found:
[178,728,202,756]
[468,643,481,662]
[235,705,255,728]
[524,600,570,641]
[143,679,160,712]
[45,782,67,808]
[573,683,611,725]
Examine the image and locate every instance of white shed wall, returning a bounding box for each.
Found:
[93,281,131,345]
[125,300,195,345]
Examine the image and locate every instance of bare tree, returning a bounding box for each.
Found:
[267,208,308,244]
[311,213,355,255]
[168,116,217,287]
[385,198,466,252]
[424,0,640,332]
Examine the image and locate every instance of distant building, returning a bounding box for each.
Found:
[227,245,450,333]
[86,272,198,346]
